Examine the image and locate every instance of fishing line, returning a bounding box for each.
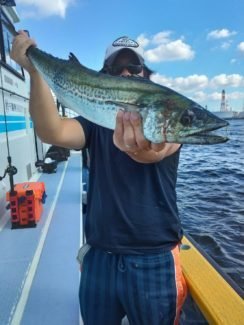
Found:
[0,66,17,192]
[0,7,10,156]
[0,6,17,193]
[0,65,11,156]
[0,13,42,168]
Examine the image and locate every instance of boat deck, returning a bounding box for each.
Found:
[0,152,83,325]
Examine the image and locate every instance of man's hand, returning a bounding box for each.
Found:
[113,111,180,163]
[10,30,37,75]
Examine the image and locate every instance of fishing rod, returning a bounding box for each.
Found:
[0,1,18,195]
[0,58,18,196]
[0,7,42,169]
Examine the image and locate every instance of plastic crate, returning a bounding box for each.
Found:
[6,182,46,229]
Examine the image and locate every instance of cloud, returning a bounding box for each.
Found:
[137,31,195,63]
[194,91,244,102]
[152,73,244,90]
[151,31,172,44]
[190,91,244,109]
[136,34,150,48]
[207,28,237,40]
[210,74,244,88]
[174,75,208,91]
[150,73,174,88]
[208,92,222,101]
[18,0,75,18]
[237,42,244,55]
[190,91,244,104]
[151,73,208,92]
[192,91,208,102]
[137,31,172,47]
[151,72,244,110]
[145,40,194,62]
[151,73,244,99]
[220,40,232,50]
[227,91,244,100]
[206,91,244,103]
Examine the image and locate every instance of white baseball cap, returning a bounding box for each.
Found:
[104,36,145,65]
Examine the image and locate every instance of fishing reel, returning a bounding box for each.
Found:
[0,164,18,181]
[0,156,18,196]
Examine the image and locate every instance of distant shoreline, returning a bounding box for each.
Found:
[211,111,244,120]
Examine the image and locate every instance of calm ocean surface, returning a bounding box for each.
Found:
[176,119,243,323]
[177,119,244,291]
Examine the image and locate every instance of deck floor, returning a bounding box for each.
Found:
[0,152,83,325]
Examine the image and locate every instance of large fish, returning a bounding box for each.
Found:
[26,46,228,144]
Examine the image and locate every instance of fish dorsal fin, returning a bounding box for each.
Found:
[68,52,83,66]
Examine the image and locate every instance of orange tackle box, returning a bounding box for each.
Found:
[6,182,46,229]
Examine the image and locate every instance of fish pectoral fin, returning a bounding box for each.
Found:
[105,101,139,112]
[68,52,83,66]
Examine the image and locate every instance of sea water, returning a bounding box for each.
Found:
[177,119,244,323]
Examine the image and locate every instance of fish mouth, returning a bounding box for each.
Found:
[185,132,229,144]
[184,121,229,144]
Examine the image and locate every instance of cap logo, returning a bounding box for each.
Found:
[112,36,139,48]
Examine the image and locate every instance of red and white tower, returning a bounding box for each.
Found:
[220,89,227,112]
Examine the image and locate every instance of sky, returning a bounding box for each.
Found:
[13,0,244,112]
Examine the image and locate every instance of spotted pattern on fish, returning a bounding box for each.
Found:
[26,46,229,144]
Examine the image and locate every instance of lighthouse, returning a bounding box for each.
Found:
[220,89,227,112]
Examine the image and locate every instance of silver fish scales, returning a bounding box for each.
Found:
[27,47,229,145]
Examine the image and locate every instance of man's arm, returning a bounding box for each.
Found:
[29,72,85,149]
[10,31,85,150]
[113,110,181,163]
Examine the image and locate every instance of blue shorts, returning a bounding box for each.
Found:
[79,245,187,325]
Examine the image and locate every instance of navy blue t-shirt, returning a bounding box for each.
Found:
[76,116,183,254]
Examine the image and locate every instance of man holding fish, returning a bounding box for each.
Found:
[11,33,195,324]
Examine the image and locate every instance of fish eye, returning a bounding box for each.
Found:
[180,109,195,126]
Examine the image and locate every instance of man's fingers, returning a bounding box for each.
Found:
[150,142,167,152]
[114,111,167,155]
[18,30,28,36]
[130,112,150,150]
[123,112,137,148]
[12,31,36,51]
[113,110,124,148]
